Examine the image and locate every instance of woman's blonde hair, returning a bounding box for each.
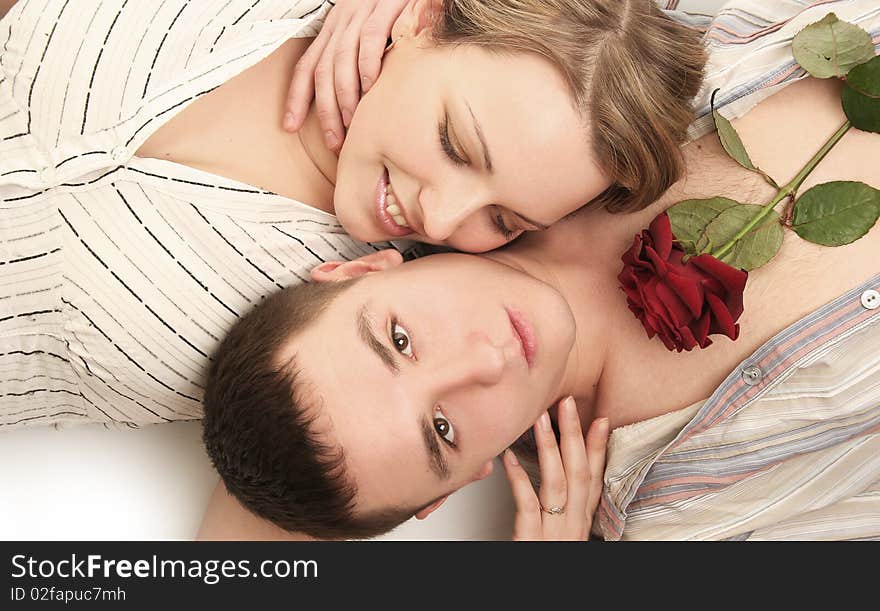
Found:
[433,0,707,213]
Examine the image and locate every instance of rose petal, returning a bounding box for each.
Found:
[644,246,669,277]
[655,281,692,328]
[665,266,705,318]
[705,292,738,340]
[692,310,711,346]
[677,324,699,351]
[691,254,748,296]
[648,213,674,259]
[621,235,644,268]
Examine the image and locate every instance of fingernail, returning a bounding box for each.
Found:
[539,412,551,432]
[324,130,339,150]
[283,112,297,130]
[505,449,519,466]
[597,417,610,435]
[563,395,576,413]
[341,108,353,127]
[361,75,372,92]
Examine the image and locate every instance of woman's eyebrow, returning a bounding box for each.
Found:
[465,100,493,173]
[357,304,399,375]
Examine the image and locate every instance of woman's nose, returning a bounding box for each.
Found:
[419,190,483,243]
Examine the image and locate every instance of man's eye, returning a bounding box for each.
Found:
[391,321,413,358]
[434,406,456,447]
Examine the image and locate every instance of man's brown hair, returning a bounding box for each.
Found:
[201,279,424,539]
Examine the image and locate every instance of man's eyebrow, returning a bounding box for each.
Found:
[357,304,399,375]
[420,414,451,480]
[465,100,493,173]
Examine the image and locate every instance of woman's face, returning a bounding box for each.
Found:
[333,38,612,253]
[283,253,577,515]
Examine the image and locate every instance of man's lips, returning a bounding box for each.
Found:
[506,307,537,369]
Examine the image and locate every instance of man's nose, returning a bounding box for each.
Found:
[430,334,509,392]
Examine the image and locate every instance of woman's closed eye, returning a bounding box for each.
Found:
[491,206,522,241]
[439,113,468,167]
[434,405,456,448]
[390,319,414,358]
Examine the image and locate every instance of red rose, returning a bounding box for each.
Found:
[618,212,748,352]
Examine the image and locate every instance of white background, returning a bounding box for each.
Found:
[0,0,728,541]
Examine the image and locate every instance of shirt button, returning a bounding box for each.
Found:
[741,365,763,386]
[862,289,879,310]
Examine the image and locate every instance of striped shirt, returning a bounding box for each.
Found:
[596,276,880,541]
[681,0,880,140]
[592,1,880,541]
[1,0,877,433]
[0,0,406,431]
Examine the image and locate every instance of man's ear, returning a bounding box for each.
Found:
[414,495,448,520]
[413,460,493,521]
[310,248,403,283]
[391,0,444,41]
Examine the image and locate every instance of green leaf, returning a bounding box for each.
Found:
[668,197,740,256]
[703,205,784,271]
[842,56,880,133]
[792,13,875,79]
[791,181,880,246]
[712,90,757,172]
[711,91,779,188]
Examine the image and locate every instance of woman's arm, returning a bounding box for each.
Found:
[197,481,316,541]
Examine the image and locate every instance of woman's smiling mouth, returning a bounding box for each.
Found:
[375,168,413,237]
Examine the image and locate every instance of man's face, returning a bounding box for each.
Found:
[282,253,576,516]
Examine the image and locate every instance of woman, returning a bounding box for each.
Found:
[0,0,704,431]
[201,69,880,540]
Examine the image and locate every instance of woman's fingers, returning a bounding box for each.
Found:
[284,0,410,144]
[533,409,569,539]
[503,449,541,540]
[557,397,590,535]
[357,0,409,93]
[535,410,567,515]
[584,417,610,526]
[334,12,371,128]
[313,19,348,151]
[504,399,609,541]
[284,8,336,132]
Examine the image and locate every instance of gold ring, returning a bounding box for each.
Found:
[542,505,565,516]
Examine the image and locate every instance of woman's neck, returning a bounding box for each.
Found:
[295,100,340,207]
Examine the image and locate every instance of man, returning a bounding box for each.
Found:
[200,67,880,539]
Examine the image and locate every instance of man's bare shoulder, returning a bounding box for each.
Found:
[1,0,17,20]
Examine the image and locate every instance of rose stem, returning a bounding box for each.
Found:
[711,119,852,261]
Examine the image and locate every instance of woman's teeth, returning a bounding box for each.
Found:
[385,184,409,228]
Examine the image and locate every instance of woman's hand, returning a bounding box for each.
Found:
[283,0,409,151]
[503,397,610,541]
